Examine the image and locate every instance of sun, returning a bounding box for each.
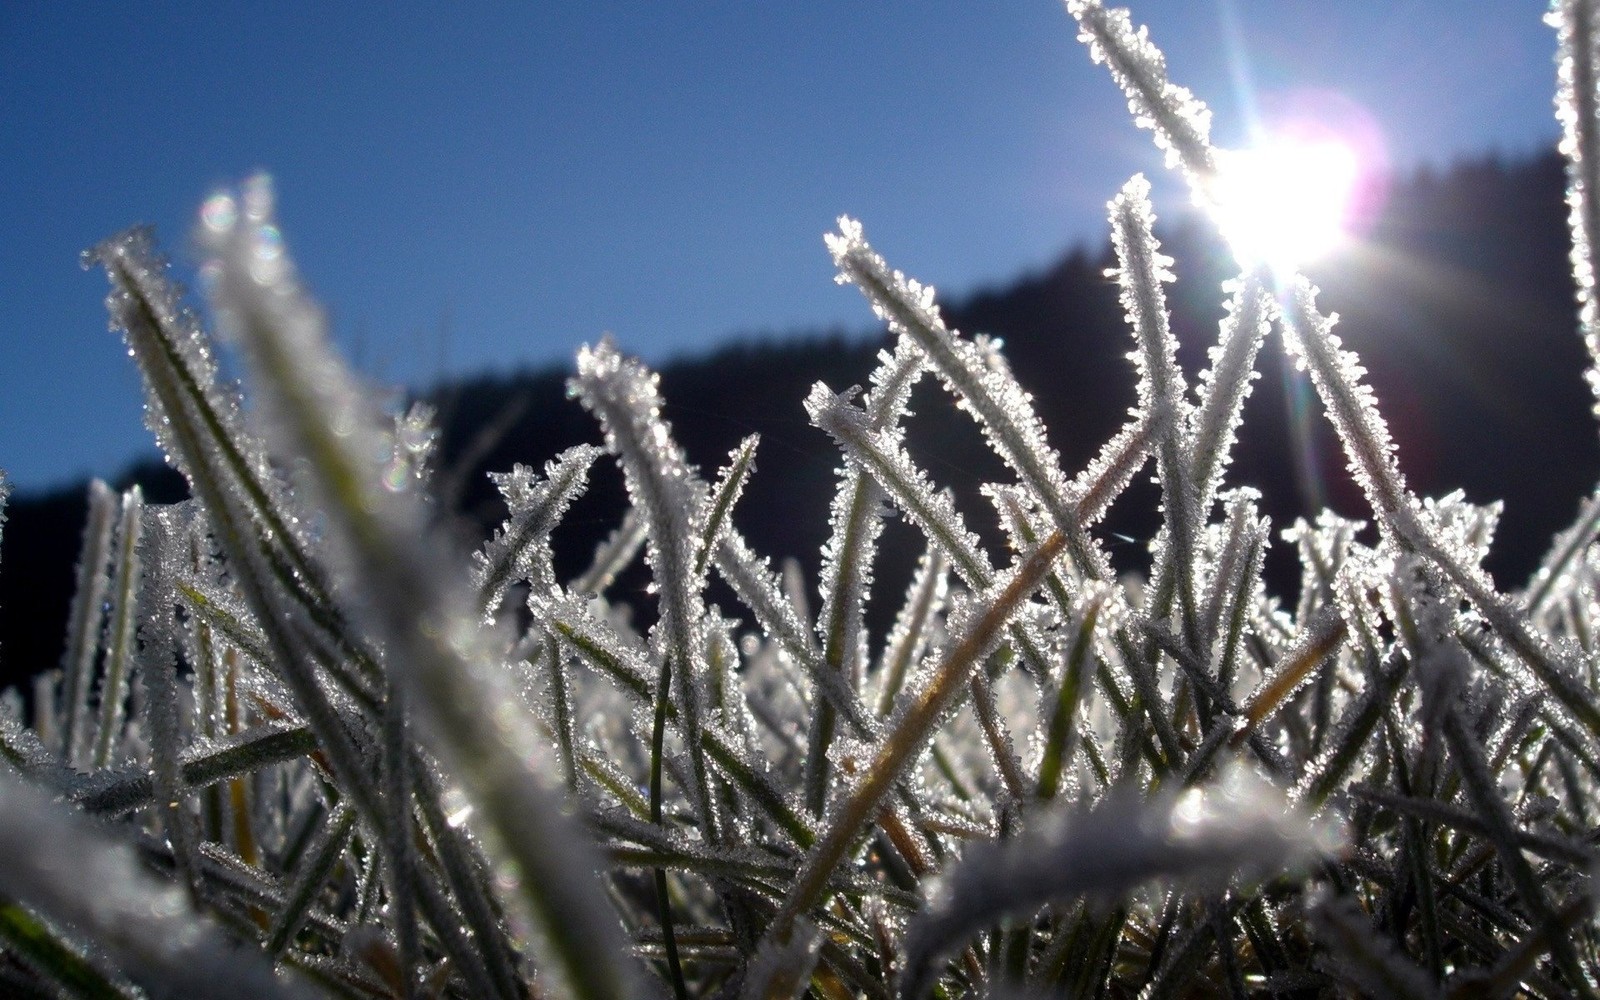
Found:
[1208,135,1363,274]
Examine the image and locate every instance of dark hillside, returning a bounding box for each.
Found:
[3,150,1592,691]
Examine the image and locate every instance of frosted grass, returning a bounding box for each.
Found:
[0,1,1597,996]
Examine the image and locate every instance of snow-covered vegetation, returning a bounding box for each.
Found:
[3,2,1600,997]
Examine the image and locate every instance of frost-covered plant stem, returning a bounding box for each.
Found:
[571,340,721,844]
[90,487,142,770]
[828,220,1079,554]
[810,256,1186,771]
[1110,176,1201,648]
[1067,0,1217,191]
[1552,0,1600,425]
[199,181,641,1000]
[811,344,921,814]
[6,1,1600,996]
[1281,282,1600,740]
[59,479,116,768]
[771,529,1067,941]
[0,769,315,1000]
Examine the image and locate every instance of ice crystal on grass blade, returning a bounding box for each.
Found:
[198,176,642,1000]
[476,443,603,617]
[1067,0,1216,191]
[7,2,1600,997]
[1190,274,1272,516]
[898,769,1333,1000]
[0,768,315,1000]
[828,218,1074,530]
[1110,176,1202,636]
[1553,0,1600,427]
[59,479,117,768]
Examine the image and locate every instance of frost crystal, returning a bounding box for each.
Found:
[1110,176,1201,636]
[59,479,117,767]
[475,444,602,616]
[1279,278,1410,522]
[1551,0,1600,428]
[10,3,1600,997]
[807,381,992,591]
[1189,273,1272,514]
[89,227,309,576]
[900,769,1331,1000]
[828,218,1075,532]
[1067,0,1217,193]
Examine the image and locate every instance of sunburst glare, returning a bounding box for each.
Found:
[1209,135,1362,273]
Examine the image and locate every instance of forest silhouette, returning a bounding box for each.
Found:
[2,149,1590,695]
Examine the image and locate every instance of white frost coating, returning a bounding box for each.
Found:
[1415,491,1502,576]
[703,610,761,753]
[898,768,1334,1000]
[0,703,71,791]
[817,341,924,677]
[806,382,993,592]
[197,177,643,999]
[811,340,928,808]
[866,337,928,427]
[1110,176,1206,646]
[92,487,145,770]
[194,175,417,539]
[1066,0,1217,194]
[89,220,376,842]
[1110,177,1188,428]
[712,527,879,752]
[1283,510,1367,629]
[569,338,722,837]
[88,228,224,438]
[534,585,813,843]
[1189,274,1272,516]
[0,767,316,1000]
[59,479,118,768]
[875,543,950,717]
[532,588,658,700]
[86,228,304,566]
[1330,543,1388,660]
[1274,281,1598,736]
[697,434,760,581]
[1526,487,1600,616]
[1200,490,1270,700]
[827,218,1075,530]
[1551,0,1600,428]
[8,4,1593,994]
[571,339,707,548]
[830,218,1145,604]
[816,460,884,682]
[715,531,825,675]
[1279,278,1410,524]
[1065,417,1153,540]
[475,444,603,616]
[137,504,203,900]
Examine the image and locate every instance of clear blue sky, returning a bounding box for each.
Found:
[0,2,1558,494]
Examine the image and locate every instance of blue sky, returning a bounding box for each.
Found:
[0,2,1559,493]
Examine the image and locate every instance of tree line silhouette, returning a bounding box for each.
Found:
[2,149,1591,695]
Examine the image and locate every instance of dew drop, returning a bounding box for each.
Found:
[200,193,238,234]
[383,461,412,493]
[253,225,284,262]
[241,173,274,222]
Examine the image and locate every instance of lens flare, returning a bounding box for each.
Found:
[1203,89,1388,275]
[1210,136,1361,273]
